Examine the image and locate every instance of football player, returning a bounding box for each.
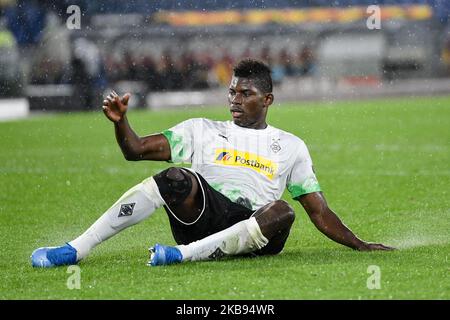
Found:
[31,59,393,268]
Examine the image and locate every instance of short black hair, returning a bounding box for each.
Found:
[233,58,273,93]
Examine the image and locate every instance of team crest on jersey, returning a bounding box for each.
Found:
[270,139,281,153]
[214,149,278,180]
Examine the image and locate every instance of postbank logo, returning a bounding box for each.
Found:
[214,149,278,180]
[216,151,232,161]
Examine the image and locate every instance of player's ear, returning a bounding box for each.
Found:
[264,93,274,107]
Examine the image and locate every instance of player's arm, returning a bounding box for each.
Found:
[297,192,394,251]
[102,91,170,161]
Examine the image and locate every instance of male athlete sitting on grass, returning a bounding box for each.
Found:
[31,58,393,268]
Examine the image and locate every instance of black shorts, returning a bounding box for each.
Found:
[161,170,253,245]
[160,170,289,256]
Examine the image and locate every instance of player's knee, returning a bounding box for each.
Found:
[153,167,193,206]
[274,200,295,227]
[166,167,185,181]
[255,200,295,238]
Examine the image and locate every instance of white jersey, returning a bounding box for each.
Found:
[161,118,321,210]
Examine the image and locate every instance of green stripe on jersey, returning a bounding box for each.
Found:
[287,178,321,199]
[161,130,184,163]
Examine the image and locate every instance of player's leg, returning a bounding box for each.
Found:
[251,200,295,255]
[149,200,295,265]
[68,176,167,259]
[31,176,166,267]
[31,167,202,268]
[153,167,204,224]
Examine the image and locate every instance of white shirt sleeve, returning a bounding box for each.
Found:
[286,140,321,199]
[161,118,196,164]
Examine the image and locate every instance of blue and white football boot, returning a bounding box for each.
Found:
[148,243,183,266]
[31,243,78,268]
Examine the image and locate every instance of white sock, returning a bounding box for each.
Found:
[176,217,268,261]
[69,176,164,261]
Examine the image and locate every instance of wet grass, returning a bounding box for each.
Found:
[0,95,449,299]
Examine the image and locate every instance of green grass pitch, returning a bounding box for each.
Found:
[0,95,449,299]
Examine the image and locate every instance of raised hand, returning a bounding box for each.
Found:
[102,90,131,123]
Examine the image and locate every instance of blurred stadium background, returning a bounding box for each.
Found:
[0,0,449,119]
[1,1,449,300]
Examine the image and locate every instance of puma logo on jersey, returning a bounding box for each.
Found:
[214,149,278,180]
[218,133,229,141]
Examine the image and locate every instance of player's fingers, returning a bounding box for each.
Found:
[102,100,110,112]
[114,95,121,106]
[108,90,117,98]
[102,98,110,110]
[373,243,395,251]
[121,93,131,105]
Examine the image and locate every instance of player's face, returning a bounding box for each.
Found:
[228,76,273,129]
